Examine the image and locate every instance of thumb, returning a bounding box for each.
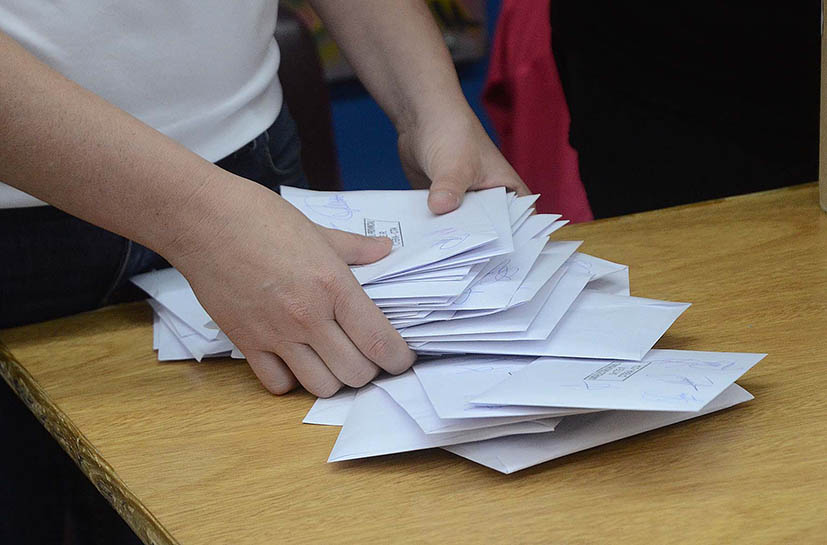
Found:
[317,226,393,265]
[427,172,470,215]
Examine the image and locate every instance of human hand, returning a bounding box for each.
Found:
[170,181,415,397]
[397,110,530,215]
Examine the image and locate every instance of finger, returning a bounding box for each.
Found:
[333,283,416,375]
[425,153,475,215]
[309,320,381,387]
[245,350,299,395]
[317,226,393,265]
[275,342,344,398]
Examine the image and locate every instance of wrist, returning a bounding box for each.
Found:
[157,170,270,271]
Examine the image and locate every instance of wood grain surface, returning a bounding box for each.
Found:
[2,183,826,545]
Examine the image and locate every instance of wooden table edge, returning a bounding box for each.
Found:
[0,343,179,545]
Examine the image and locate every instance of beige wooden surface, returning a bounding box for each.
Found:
[2,183,826,545]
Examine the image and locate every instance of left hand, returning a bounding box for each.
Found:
[397,110,531,215]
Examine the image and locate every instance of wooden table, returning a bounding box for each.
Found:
[2,183,826,544]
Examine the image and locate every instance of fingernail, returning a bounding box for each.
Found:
[431,190,459,209]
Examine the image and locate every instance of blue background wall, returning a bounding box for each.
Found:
[328,0,502,191]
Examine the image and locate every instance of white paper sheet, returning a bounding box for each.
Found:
[536,220,569,239]
[131,268,218,340]
[509,194,540,226]
[303,388,357,426]
[413,355,597,420]
[372,265,474,283]
[567,252,627,281]
[281,186,502,285]
[413,237,548,312]
[474,349,765,412]
[512,214,562,247]
[507,241,582,306]
[148,300,233,361]
[152,311,160,350]
[362,263,484,299]
[444,384,754,473]
[405,265,591,342]
[415,290,691,360]
[327,384,558,462]
[400,264,566,338]
[511,207,533,232]
[154,316,194,361]
[372,370,562,434]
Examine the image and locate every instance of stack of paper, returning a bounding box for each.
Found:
[131,187,764,473]
[133,187,689,362]
[307,351,763,473]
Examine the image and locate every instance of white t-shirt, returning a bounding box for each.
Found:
[0,1,283,208]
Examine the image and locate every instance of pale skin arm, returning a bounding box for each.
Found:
[309,0,530,212]
[0,1,529,396]
[0,31,414,396]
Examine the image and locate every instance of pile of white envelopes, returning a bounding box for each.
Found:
[132,187,764,473]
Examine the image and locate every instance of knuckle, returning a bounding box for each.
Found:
[363,330,412,374]
[364,330,394,363]
[316,269,344,293]
[340,364,377,388]
[283,298,317,328]
[311,378,342,399]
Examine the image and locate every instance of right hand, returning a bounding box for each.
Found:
[169,180,415,397]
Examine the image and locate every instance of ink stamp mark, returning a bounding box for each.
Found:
[364,219,404,248]
[585,361,652,382]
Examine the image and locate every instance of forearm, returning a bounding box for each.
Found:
[308,0,472,131]
[0,31,251,260]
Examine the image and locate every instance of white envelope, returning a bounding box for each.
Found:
[362,263,485,299]
[586,268,630,296]
[570,252,630,295]
[154,315,194,361]
[131,268,218,340]
[378,258,491,281]
[152,312,160,350]
[327,384,559,462]
[148,300,233,361]
[406,237,548,312]
[391,310,456,329]
[512,214,562,247]
[444,384,754,473]
[281,186,502,285]
[400,264,566,338]
[536,220,569,239]
[509,194,540,226]
[473,349,766,412]
[413,355,597,420]
[567,252,627,280]
[372,264,474,283]
[511,207,533,232]
[373,370,561,434]
[416,290,691,360]
[303,388,357,426]
[405,265,591,342]
[508,241,583,306]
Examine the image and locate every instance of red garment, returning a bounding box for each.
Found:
[483,0,593,222]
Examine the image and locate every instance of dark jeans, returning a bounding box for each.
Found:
[0,106,308,544]
[1,106,308,329]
